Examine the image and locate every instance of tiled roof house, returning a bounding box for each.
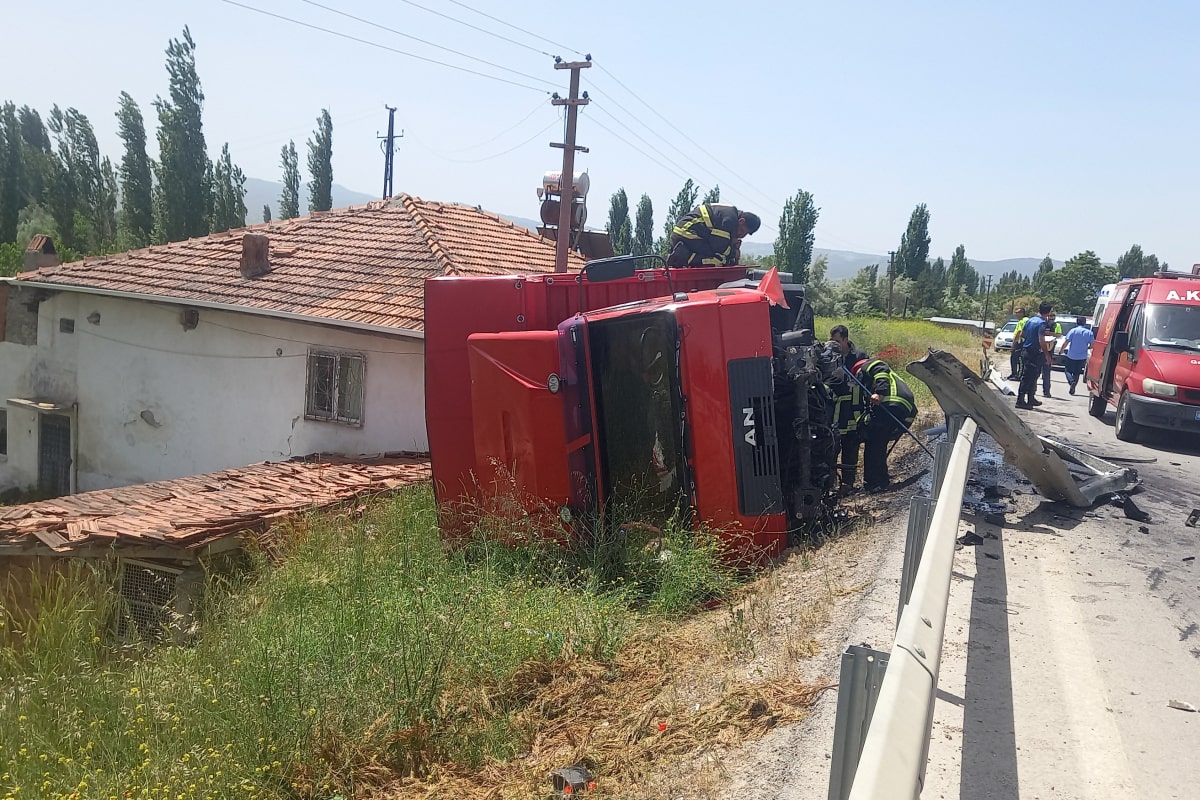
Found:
[0,195,584,498]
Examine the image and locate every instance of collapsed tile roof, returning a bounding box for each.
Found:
[11,195,584,333]
[0,454,431,557]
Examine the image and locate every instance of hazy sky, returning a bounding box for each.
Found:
[2,0,1197,268]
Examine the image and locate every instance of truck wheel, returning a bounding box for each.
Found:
[1088,394,1107,418]
[1114,392,1140,443]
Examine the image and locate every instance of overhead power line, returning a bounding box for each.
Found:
[390,0,556,58]
[298,0,555,90]
[441,0,586,58]
[219,0,552,94]
[410,119,559,164]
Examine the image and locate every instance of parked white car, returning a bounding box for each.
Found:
[993,319,1019,350]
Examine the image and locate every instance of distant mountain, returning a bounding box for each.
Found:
[740,241,1063,281]
[245,177,378,223]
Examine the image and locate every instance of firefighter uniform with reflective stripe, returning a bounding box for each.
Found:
[832,347,868,488]
[666,203,744,267]
[859,359,917,491]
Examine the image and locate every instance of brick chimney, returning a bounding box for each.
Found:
[22,235,60,272]
[239,233,272,279]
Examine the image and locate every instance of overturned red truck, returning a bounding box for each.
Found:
[424,260,845,559]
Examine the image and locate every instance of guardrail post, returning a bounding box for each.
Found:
[897,494,933,628]
[827,645,891,800]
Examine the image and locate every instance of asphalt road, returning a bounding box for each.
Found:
[924,373,1200,799]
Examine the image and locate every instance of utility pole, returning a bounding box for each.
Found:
[377,106,402,200]
[981,274,993,333]
[887,251,897,319]
[551,56,591,273]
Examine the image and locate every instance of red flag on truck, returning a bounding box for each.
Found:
[757,267,790,308]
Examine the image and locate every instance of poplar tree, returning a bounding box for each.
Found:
[306,109,333,212]
[632,193,654,256]
[605,188,632,255]
[775,188,819,283]
[115,92,153,246]
[153,27,210,243]
[279,140,300,219]
[896,203,931,280]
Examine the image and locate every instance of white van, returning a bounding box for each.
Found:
[1093,283,1117,330]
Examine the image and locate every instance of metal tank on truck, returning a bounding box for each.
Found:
[423,258,844,561]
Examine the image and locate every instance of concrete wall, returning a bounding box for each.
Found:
[0,290,427,493]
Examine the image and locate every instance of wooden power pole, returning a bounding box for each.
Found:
[551,56,590,273]
[887,250,897,319]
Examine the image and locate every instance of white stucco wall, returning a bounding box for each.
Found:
[0,290,426,493]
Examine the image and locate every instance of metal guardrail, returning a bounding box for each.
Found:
[829,415,979,800]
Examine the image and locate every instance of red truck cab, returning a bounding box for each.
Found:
[1086,272,1200,442]
[425,263,837,561]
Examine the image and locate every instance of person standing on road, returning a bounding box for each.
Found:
[830,326,868,492]
[1007,307,1028,381]
[853,357,917,493]
[1040,312,1064,397]
[1062,315,1094,395]
[1016,302,1053,409]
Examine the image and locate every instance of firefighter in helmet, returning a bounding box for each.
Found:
[665,203,760,267]
[853,357,917,493]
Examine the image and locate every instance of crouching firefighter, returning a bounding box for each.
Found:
[852,358,917,494]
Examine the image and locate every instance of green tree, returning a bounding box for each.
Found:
[16,106,54,206]
[1032,254,1055,293]
[632,193,654,256]
[605,188,632,256]
[153,27,211,243]
[307,109,333,212]
[945,244,970,298]
[115,92,154,246]
[1038,250,1116,312]
[279,140,300,220]
[702,184,720,204]
[209,143,247,233]
[896,203,931,280]
[46,105,103,251]
[95,157,119,250]
[911,256,946,312]
[834,264,883,315]
[1116,244,1161,279]
[0,102,23,243]
[657,178,698,255]
[262,204,271,224]
[806,254,834,315]
[774,188,819,283]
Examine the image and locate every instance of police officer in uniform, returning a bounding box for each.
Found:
[665,203,761,267]
[853,357,917,493]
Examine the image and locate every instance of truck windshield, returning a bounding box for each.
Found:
[1144,303,1200,352]
[588,311,687,520]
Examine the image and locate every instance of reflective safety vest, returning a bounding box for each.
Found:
[1014,316,1029,345]
[832,380,863,433]
[862,359,917,423]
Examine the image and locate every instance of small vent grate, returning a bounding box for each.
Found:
[117,560,180,641]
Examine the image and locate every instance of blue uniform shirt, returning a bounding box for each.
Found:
[1021,314,1046,350]
[1064,325,1095,360]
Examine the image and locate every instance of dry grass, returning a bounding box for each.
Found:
[376,522,878,800]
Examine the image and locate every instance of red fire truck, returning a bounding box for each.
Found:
[424,260,842,560]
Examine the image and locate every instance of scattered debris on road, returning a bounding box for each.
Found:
[956,531,985,547]
[1186,509,1200,528]
[1167,699,1198,713]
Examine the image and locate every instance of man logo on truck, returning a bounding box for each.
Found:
[1165,290,1200,301]
[743,407,757,446]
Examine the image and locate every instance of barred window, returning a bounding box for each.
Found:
[305,350,365,425]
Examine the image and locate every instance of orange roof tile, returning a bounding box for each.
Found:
[0,454,431,556]
[12,196,584,333]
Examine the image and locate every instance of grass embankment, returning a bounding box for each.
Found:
[815,316,984,414]
[0,487,784,800]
